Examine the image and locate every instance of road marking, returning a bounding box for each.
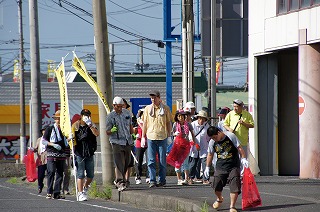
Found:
[0,184,127,211]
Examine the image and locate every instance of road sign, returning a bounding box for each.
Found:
[299,96,305,115]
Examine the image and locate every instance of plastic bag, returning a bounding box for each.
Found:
[247,147,260,175]
[242,167,262,210]
[24,149,38,182]
[166,135,190,168]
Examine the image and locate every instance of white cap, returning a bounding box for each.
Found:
[185,101,195,109]
[113,96,124,105]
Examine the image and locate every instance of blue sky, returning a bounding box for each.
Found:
[0,0,247,86]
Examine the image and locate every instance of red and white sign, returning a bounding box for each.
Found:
[299,96,305,116]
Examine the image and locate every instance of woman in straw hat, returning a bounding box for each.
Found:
[189,110,211,184]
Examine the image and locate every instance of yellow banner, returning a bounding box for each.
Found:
[55,60,72,140]
[72,52,110,113]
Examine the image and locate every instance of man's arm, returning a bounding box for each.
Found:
[90,126,99,137]
[206,152,214,167]
[237,145,247,159]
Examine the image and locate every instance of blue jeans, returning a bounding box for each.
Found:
[147,138,167,184]
[76,155,95,179]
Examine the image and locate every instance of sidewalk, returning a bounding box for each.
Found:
[95,174,320,212]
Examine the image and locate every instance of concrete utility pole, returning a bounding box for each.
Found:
[182,0,195,106]
[109,43,115,98]
[92,0,114,185]
[29,0,42,157]
[18,0,26,162]
[139,39,144,73]
[210,0,217,120]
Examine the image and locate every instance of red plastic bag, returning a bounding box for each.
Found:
[242,167,262,210]
[166,135,190,169]
[24,149,38,182]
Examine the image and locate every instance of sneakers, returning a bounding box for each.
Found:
[181,179,187,185]
[46,194,52,199]
[78,191,88,201]
[146,178,150,184]
[125,181,130,188]
[156,181,166,187]
[117,182,127,192]
[83,186,89,195]
[203,180,210,185]
[177,180,183,186]
[53,193,65,199]
[194,178,203,183]
[135,177,142,185]
[149,182,156,188]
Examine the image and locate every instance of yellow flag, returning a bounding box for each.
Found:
[55,59,72,139]
[72,52,110,114]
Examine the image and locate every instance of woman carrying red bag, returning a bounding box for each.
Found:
[204,126,248,212]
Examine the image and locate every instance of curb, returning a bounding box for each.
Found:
[111,189,203,212]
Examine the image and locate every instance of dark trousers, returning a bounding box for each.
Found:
[112,144,131,183]
[134,147,149,178]
[47,159,65,196]
[37,164,47,189]
[63,157,71,193]
[189,156,208,180]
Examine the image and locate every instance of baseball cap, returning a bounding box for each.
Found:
[218,107,231,116]
[81,109,91,116]
[149,90,160,97]
[185,101,195,109]
[113,96,124,104]
[233,99,244,106]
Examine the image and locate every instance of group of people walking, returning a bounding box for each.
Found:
[32,89,254,212]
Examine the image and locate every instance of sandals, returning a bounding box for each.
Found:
[230,207,238,212]
[212,197,224,209]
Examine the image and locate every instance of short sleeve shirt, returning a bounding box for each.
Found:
[224,110,254,146]
[208,131,241,171]
[143,104,172,140]
[106,108,133,146]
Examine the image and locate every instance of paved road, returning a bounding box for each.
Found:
[1,175,320,212]
[0,178,155,212]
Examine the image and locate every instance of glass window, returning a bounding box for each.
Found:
[301,0,311,8]
[278,0,288,14]
[313,0,320,5]
[289,0,299,11]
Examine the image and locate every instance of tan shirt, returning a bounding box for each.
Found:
[143,103,172,140]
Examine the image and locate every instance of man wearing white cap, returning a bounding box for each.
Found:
[224,99,254,158]
[106,96,134,191]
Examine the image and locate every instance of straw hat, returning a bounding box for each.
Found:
[52,110,60,119]
[195,110,208,119]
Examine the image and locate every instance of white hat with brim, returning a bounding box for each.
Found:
[195,110,208,119]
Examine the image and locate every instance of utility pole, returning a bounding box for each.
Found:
[110,43,115,98]
[182,0,195,105]
[18,0,26,162]
[210,0,217,120]
[28,0,41,158]
[187,0,194,102]
[139,39,143,73]
[92,0,113,185]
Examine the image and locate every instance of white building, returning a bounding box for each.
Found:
[248,0,320,178]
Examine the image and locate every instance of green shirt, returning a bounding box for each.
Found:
[224,110,254,146]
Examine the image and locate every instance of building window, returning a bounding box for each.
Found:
[301,0,311,7]
[277,0,320,14]
[278,0,288,14]
[289,0,300,10]
[313,0,320,5]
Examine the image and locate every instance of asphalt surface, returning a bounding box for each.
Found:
[106,175,320,212]
[1,175,320,212]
